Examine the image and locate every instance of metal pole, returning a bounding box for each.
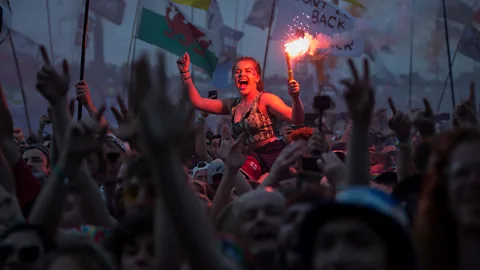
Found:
[77,0,91,120]
[262,0,276,80]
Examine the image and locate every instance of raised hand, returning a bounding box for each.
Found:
[110,95,139,143]
[308,129,329,156]
[288,79,300,98]
[12,128,25,143]
[317,152,346,187]
[217,125,233,161]
[39,115,50,125]
[412,98,435,139]
[35,46,70,105]
[75,80,93,107]
[387,97,412,142]
[341,58,375,124]
[269,141,304,181]
[453,82,478,128]
[135,52,195,151]
[225,134,247,170]
[176,52,191,73]
[63,105,108,167]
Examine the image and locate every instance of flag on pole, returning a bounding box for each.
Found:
[245,0,275,30]
[170,0,211,10]
[458,24,480,62]
[206,0,223,31]
[137,0,221,76]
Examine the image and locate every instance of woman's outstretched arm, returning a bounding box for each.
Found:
[178,53,231,114]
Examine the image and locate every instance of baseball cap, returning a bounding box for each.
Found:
[240,156,262,181]
[300,187,414,270]
[207,159,225,185]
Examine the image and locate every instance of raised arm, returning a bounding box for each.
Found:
[177,53,231,114]
[263,91,304,125]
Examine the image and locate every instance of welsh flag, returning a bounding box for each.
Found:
[137,0,221,76]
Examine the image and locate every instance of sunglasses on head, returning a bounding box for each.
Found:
[0,244,40,263]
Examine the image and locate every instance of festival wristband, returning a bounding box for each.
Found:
[181,75,191,81]
[180,70,190,74]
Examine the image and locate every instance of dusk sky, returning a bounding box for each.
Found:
[7,0,480,111]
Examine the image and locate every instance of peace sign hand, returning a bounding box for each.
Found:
[111,95,140,143]
[341,58,375,125]
[35,46,70,105]
[412,98,435,139]
[63,105,108,168]
[137,52,195,152]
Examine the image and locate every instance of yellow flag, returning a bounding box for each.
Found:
[170,0,211,10]
[341,0,365,9]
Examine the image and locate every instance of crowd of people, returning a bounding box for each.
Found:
[0,45,479,270]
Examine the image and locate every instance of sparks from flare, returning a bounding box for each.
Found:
[283,14,333,58]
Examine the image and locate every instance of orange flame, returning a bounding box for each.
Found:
[284,34,314,58]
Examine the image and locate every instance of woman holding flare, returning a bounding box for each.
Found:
[177,53,305,173]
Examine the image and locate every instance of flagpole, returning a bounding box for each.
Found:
[46,0,55,62]
[123,0,141,99]
[436,0,480,113]
[440,0,455,109]
[408,0,414,110]
[190,6,195,82]
[77,0,92,120]
[262,0,276,80]
[9,35,33,135]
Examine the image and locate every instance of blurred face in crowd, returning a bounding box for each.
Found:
[22,148,49,175]
[0,229,45,270]
[103,141,124,182]
[0,186,22,234]
[312,218,387,270]
[120,234,155,270]
[122,172,155,215]
[193,169,208,183]
[278,202,313,269]
[209,137,221,159]
[448,140,480,228]
[46,256,85,270]
[59,192,83,229]
[236,189,285,256]
[233,60,260,96]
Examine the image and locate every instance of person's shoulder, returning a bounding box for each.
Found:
[259,92,282,103]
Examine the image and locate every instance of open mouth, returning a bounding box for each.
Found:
[237,78,248,89]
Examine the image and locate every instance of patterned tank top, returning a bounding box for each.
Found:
[230,93,279,145]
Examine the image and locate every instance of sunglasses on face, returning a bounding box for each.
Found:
[0,244,40,263]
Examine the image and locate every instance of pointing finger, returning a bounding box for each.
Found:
[423,98,433,116]
[388,97,397,115]
[39,45,51,66]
